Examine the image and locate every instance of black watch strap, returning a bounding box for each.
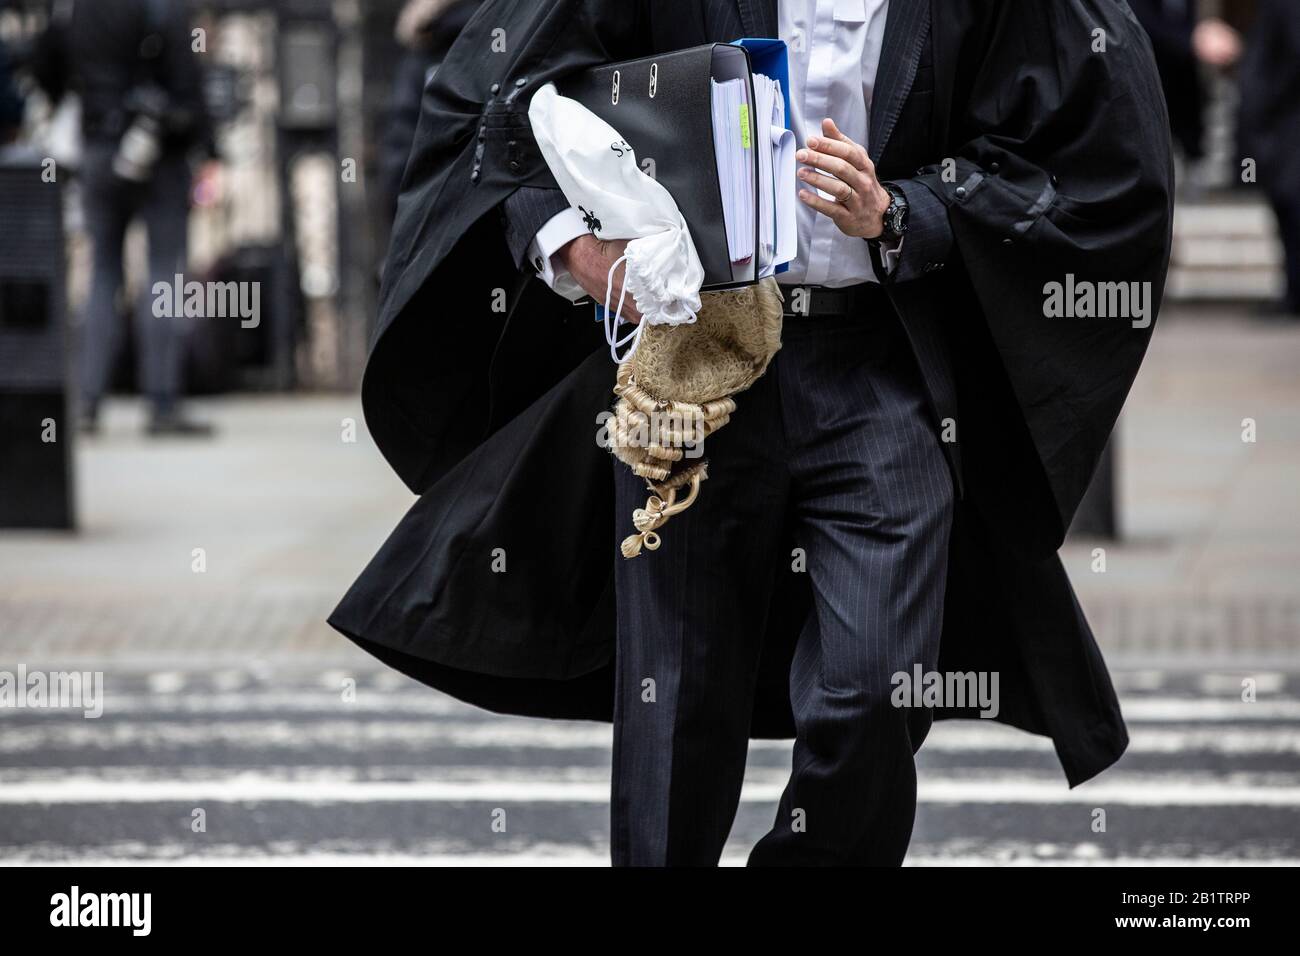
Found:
[879,182,908,243]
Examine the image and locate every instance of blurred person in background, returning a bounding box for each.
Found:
[1129,0,1241,186]
[30,0,220,435]
[1239,0,1300,320]
[0,36,22,144]
[378,0,483,235]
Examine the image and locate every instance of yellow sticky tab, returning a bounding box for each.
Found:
[739,104,752,149]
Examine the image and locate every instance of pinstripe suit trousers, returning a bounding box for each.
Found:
[611,304,954,866]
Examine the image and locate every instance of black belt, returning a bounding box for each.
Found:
[778,282,890,319]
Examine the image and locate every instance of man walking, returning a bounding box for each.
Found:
[33,0,218,434]
[331,0,1174,866]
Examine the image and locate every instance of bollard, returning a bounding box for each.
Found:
[0,149,75,530]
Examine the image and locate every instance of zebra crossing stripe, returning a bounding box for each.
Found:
[2,719,1297,755]
[0,775,1297,805]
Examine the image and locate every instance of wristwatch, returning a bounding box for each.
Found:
[879,182,909,242]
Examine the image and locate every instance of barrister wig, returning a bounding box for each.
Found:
[611,277,784,557]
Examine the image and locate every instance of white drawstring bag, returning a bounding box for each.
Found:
[528,83,705,362]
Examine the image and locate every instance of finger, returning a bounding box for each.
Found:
[822,117,851,142]
[808,132,871,173]
[797,168,855,205]
[820,118,869,164]
[593,253,642,324]
[799,188,851,225]
[797,148,864,189]
[821,118,873,171]
[613,298,643,324]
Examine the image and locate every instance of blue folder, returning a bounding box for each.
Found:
[734,37,795,276]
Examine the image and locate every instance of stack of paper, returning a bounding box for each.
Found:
[710,74,798,277]
[710,77,755,265]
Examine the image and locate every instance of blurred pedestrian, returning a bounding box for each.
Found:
[378,0,482,233]
[1129,1,1241,175]
[30,0,220,434]
[1239,0,1300,319]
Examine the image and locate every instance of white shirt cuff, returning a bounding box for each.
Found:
[880,234,904,275]
[527,208,590,303]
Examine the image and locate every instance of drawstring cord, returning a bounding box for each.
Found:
[602,249,697,364]
[604,254,646,363]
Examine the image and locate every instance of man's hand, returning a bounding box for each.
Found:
[797,118,891,240]
[555,234,644,324]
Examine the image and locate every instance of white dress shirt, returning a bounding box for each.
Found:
[529,0,895,299]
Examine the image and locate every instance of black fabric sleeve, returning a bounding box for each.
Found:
[879,176,954,285]
[501,185,571,270]
[913,0,1173,537]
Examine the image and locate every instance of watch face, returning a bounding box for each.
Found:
[888,204,906,237]
[882,186,907,238]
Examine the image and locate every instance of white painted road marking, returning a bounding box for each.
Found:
[1,774,1298,806]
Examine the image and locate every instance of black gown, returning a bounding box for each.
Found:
[329,0,1175,787]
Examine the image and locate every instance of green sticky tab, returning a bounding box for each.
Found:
[739,103,752,149]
